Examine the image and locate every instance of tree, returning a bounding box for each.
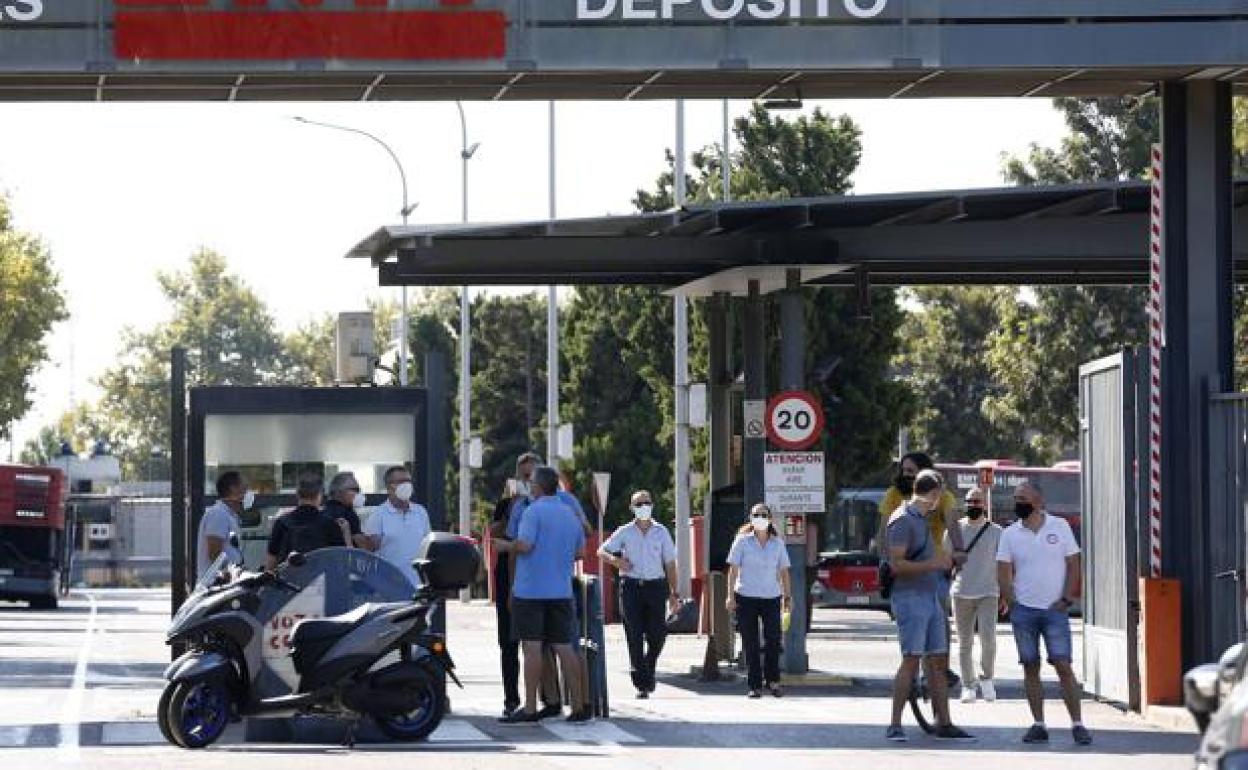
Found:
[0,194,68,441]
[469,293,548,507]
[896,287,1024,463]
[95,249,289,473]
[562,103,912,527]
[996,97,1248,455]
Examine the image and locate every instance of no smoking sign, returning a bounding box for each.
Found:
[765,391,825,450]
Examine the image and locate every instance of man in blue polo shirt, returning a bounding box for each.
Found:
[500,465,589,724]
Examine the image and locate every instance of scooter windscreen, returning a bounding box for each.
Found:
[170,553,230,629]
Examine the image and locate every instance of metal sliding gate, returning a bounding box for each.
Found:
[1209,393,1248,647]
[1079,351,1141,710]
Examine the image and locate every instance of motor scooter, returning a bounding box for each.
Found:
[158,533,478,749]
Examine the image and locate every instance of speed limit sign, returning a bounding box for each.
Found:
[765,391,825,450]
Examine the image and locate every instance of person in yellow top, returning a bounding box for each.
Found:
[877,452,964,558]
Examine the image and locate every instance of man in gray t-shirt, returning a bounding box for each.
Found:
[884,470,971,743]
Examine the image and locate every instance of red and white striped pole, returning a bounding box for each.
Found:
[1148,144,1164,579]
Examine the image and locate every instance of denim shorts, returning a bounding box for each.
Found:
[891,591,948,657]
[1010,604,1073,665]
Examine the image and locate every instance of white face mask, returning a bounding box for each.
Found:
[394,482,414,503]
[751,516,770,532]
[242,490,256,510]
[352,492,367,510]
[633,505,653,521]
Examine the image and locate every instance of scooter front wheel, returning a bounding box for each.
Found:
[168,678,232,749]
[157,682,186,748]
[372,676,445,742]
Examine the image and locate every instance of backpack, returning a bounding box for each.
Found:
[878,517,930,600]
[277,508,336,560]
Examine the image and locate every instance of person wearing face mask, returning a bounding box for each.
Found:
[196,470,252,575]
[598,490,678,700]
[726,504,791,699]
[997,481,1091,746]
[944,487,1003,704]
[489,452,561,718]
[884,470,974,743]
[362,465,431,590]
[877,452,964,566]
[324,471,369,549]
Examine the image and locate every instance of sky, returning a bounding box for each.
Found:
[0,97,1068,459]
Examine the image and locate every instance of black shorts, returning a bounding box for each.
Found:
[511,598,575,645]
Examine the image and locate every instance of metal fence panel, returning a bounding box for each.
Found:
[1079,351,1140,709]
[1209,394,1248,647]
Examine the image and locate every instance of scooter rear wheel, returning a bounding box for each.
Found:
[168,679,232,749]
[372,675,445,742]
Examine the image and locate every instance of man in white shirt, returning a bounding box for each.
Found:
[598,489,679,699]
[363,465,431,589]
[997,481,1092,746]
[196,471,251,576]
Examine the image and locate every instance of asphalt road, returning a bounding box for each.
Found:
[0,589,1200,769]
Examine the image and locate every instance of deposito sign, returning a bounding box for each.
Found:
[575,0,888,20]
[765,390,825,451]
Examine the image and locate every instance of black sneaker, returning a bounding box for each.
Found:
[1023,724,1050,744]
[1072,725,1093,745]
[767,683,784,698]
[747,689,762,699]
[636,690,649,700]
[933,724,977,742]
[498,709,541,725]
[566,708,593,724]
[537,704,563,720]
[885,725,907,742]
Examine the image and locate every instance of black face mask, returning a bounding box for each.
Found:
[895,474,915,496]
[966,506,985,520]
[1014,502,1036,519]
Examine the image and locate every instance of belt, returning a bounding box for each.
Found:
[622,577,668,585]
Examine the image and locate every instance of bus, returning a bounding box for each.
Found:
[813,461,1081,614]
[0,464,67,609]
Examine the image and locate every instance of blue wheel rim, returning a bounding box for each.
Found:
[179,682,229,746]
[381,686,436,736]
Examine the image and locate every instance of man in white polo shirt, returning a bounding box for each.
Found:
[363,465,431,590]
[997,480,1091,746]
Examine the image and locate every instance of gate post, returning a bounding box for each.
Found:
[1159,80,1236,668]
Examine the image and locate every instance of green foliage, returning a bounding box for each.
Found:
[996,97,1248,453]
[896,287,1022,463]
[562,102,908,528]
[468,292,548,506]
[94,249,288,474]
[0,195,68,439]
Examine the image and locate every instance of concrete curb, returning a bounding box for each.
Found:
[1138,705,1200,734]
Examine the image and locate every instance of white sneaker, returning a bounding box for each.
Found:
[979,679,997,702]
[960,686,977,704]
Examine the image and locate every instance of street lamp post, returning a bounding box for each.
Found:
[293,116,417,386]
[455,102,480,578]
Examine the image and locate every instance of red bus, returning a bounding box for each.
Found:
[0,464,67,609]
[813,462,1081,613]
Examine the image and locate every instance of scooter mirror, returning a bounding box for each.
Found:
[286,551,307,568]
[1185,663,1221,733]
[1219,642,1246,683]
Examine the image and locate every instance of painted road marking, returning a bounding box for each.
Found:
[101,722,165,745]
[541,720,644,745]
[430,719,493,743]
[0,726,32,748]
[57,591,97,761]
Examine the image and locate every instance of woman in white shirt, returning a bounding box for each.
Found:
[726,503,792,699]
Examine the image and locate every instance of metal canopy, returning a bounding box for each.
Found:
[346,180,1248,291]
[6,1,1248,101]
